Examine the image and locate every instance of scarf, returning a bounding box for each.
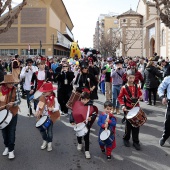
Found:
[45,93,55,115]
[1,85,13,96]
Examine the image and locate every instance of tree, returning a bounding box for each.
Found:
[115,26,142,57]
[153,0,170,28]
[99,30,121,57]
[0,0,27,34]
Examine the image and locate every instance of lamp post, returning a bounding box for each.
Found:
[51,34,57,57]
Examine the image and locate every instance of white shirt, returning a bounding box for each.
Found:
[36,98,59,116]
[20,66,38,90]
[37,70,45,80]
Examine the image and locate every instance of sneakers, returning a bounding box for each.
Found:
[2,147,8,156]
[85,151,91,159]
[77,144,83,151]
[8,151,15,159]
[47,142,52,152]
[133,143,141,150]
[41,140,47,150]
[159,138,166,146]
[123,139,130,147]
[107,155,111,161]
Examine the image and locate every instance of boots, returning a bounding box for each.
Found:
[8,150,15,159]
[116,108,120,114]
[47,142,52,152]
[41,140,47,150]
[77,144,83,151]
[2,147,8,156]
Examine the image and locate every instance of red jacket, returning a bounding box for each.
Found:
[118,84,142,109]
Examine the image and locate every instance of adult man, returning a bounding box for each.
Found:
[161,59,170,77]
[158,76,170,146]
[102,57,113,101]
[111,60,125,114]
[20,58,38,116]
[55,58,68,76]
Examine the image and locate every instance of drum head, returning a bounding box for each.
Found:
[74,123,86,131]
[34,91,43,99]
[127,107,140,119]
[100,130,111,141]
[36,116,48,127]
[0,110,8,124]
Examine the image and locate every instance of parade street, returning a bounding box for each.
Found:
[0,92,169,170]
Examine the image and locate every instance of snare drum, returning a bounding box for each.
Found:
[0,109,13,129]
[100,129,114,145]
[74,122,88,137]
[126,107,147,127]
[66,90,81,109]
[36,116,52,130]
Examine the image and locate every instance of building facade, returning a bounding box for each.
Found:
[0,0,74,57]
[137,0,169,58]
[93,13,119,51]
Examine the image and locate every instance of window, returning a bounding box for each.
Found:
[0,49,18,56]
[162,29,165,46]
[123,19,126,23]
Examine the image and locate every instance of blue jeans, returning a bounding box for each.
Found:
[2,114,18,152]
[100,81,105,94]
[39,122,53,143]
[112,85,121,108]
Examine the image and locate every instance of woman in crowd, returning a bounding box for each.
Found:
[56,62,75,115]
[144,59,162,105]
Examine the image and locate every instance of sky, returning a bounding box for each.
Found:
[13,0,139,48]
[63,0,139,48]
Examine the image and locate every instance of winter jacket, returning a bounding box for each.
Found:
[144,66,162,89]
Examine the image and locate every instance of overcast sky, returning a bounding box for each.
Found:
[63,0,139,48]
[14,0,139,48]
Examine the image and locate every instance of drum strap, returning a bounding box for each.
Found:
[125,84,138,98]
[6,88,14,115]
[85,106,90,124]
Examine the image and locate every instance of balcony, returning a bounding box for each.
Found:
[56,31,71,49]
[63,26,74,42]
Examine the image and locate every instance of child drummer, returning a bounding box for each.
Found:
[0,74,21,160]
[97,101,116,161]
[70,91,98,159]
[35,82,60,152]
[118,70,143,150]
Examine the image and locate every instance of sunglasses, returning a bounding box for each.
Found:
[83,67,88,69]
[63,66,68,67]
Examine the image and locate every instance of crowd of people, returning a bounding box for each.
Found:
[0,53,170,161]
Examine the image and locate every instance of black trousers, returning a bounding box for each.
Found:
[77,130,90,151]
[162,100,170,140]
[147,88,157,104]
[123,119,140,144]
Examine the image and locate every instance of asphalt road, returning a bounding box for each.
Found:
[0,92,170,170]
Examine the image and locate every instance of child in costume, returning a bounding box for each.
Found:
[35,82,60,152]
[118,69,143,150]
[70,92,98,159]
[98,101,116,161]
